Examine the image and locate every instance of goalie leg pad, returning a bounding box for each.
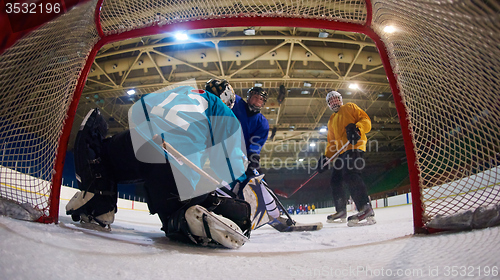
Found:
[185,205,247,249]
[74,108,115,196]
[241,176,271,230]
[163,207,198,245]
[200,195,252,237]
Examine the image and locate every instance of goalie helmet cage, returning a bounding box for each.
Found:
[0,0,498,232]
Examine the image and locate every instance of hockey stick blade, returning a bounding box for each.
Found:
[273,188,289,198]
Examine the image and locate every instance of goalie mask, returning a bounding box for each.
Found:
[205,79,236,109]
[326,91,343,112]
[246,87,268,113]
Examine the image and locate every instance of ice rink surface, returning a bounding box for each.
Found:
[1,201,499,280]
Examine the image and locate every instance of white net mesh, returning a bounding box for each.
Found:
[371,0,500,225]
[0,0,99,221]
[0,0,498,229]
[99,0,367,35]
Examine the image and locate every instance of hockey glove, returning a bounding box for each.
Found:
[246,153,261,177]
[317,155,329,173]
[345,123,361,145]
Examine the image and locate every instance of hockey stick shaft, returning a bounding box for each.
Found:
[162,141,221,187]
[275,141,350,198]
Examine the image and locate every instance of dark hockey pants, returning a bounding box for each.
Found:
[102,130,189,226]
[329,150,370,212]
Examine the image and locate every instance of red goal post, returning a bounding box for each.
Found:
[0,0,498,233]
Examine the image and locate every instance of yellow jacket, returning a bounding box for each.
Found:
[325,102,372,157]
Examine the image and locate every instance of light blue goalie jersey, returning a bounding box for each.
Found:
[128,85,247,201]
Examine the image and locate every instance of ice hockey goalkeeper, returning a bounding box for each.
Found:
[66,82,252,249]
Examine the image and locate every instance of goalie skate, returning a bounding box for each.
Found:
[185,205,248,249]
[347,204,376,227]
[74,216,112,232]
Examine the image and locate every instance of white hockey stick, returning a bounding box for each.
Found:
[161,141,221,187]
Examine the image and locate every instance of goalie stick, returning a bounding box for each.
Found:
[274,142,350,198]
[246,172,323,231]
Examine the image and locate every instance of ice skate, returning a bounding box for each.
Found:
[185,205,248,249]
[76,212,113,232]
[326,210,347,223]
[347,204,376,227]
[66,191,116,228]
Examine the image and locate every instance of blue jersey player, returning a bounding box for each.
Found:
[206,79,322,232]
[231,87,269,176]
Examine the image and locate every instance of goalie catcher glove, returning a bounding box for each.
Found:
[345,123,361,145]
[317,154,328,173]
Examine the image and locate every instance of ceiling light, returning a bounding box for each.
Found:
[319,127,327,133]
[303,82,312,87]
[138,60,143,65]
[174,32,188,40]
[301,90,310,94]
[243,27,255,36]
[298,158,304,162]
[383,25,396,33]
[348,83,359,90]
[309,142,316,147]
[254,82,263,87]
[318,30,329,38]
[127,89,136,95]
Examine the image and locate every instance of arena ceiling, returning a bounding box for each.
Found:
[74,26,406,173]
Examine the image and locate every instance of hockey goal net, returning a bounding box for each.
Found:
[0,0,498,231]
